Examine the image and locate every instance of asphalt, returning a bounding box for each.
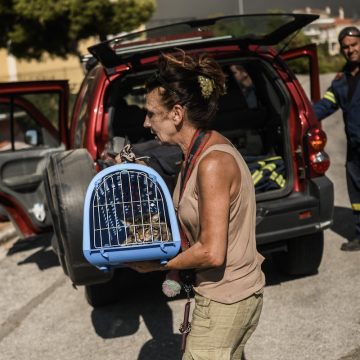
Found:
[0,222,17,245]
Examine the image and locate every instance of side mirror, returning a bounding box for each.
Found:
[25,130,38,146]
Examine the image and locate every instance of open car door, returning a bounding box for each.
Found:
[0,81,69,238]
[281,43,321,102]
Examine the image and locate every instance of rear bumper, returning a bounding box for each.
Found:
[256,176,334,245]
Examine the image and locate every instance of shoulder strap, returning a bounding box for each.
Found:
[178,129,211,248]
[180,129,212,199]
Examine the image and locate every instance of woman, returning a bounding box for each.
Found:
[128,50,265,359]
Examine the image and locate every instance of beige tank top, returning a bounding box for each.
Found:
[173,143,265,304]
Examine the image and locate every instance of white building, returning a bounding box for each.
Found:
[294,6,360,55]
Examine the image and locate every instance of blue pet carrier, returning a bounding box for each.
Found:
[83,163,181,271]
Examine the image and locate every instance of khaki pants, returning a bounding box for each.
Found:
[182,291,263,360]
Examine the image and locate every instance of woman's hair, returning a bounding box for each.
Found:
[145,49,226,129]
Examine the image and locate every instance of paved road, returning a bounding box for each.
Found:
[0,75,359,360]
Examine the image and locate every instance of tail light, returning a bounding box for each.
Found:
[306,128,330,176]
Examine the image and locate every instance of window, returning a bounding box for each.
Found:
[0,93,60,152]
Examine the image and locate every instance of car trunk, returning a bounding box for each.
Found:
[88,13,320,201]
[214,57,293,200]
[104,56,292,199]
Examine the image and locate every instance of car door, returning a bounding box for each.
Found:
[281,43,321,102]
[0,81,69,237]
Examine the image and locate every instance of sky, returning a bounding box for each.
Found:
[150,0,359,24]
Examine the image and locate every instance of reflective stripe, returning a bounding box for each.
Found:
[262,156,282,162]
[270,171,286,188]
[249,158,286,190]
[263,163,277,172]
[276,176,286,188]
[324,91,336,104]
[352,203,360,211]
[252,170,262,185]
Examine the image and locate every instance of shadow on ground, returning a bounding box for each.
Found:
[6,233,59,270]
[330,206,355,241]
[91,270,183,360]
[91,270,249,359]
[7,207,353,358]
[261,205,356,286]
[89,256,309,359]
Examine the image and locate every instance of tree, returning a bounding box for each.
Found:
[284,32,346,74]
[266,9,345,74]
[0,0,156,60]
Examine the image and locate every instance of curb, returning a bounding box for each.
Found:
[0,223,17,245]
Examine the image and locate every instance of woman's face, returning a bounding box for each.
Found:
[144,88,177,144]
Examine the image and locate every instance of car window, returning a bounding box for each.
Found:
[0,93,60,152]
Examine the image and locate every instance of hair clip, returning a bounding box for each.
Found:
[198,75,214,99]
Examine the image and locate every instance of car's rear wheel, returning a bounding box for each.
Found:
[85,277,119,308]
[273,232,324,275]
[85,268,141,307]
[44,149,113,287]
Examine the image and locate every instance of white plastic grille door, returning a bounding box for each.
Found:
[83,163,180,270]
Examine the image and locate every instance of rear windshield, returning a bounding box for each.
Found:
[108,14,300,54]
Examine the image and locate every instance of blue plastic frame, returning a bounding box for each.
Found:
[83,163,181,271]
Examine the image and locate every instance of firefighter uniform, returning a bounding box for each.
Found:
[314,65,360,240]
[246,156,286,193]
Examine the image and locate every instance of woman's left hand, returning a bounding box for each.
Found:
[125,261,165,273]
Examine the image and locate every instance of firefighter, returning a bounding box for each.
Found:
[314,26,360,251]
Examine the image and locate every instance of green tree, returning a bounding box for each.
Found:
[284,32,346,74]
[316,43,345,73]
[266,9,345,73]
[0,0,156,60]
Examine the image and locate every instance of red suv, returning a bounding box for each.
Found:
[0,14,333,307]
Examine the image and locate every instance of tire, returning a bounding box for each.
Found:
[44,149,113,286]
[273,232,324,276]
[44,168,69,276]
[85,277,119,308]
[85,267,163,308]
[50,233,69,276]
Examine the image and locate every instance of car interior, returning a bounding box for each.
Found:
[104,57,290,194]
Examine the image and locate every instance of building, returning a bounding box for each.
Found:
[294,6,360,55]
[0,40,93,93]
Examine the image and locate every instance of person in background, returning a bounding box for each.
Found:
[126,50,265,359]
[229,64,258,109]
[313,26,360,251]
